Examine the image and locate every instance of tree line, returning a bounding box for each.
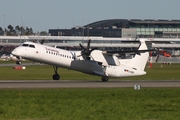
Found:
[0,25,48,36]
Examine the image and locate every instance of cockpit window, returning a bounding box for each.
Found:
[22,44,29,47]
[22,44,35,48]
[29,45,35,48]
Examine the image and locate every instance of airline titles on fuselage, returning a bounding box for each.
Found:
[45,47,73,60]
[45,47,59,54]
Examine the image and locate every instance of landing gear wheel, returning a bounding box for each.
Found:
[52,66,60,80]
[101,76,109,82]
[16,56,21,65]
[53,74,60,80]
[16,61,22,65]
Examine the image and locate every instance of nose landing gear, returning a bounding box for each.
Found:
[16,61,22,65]
[16,56,22,65]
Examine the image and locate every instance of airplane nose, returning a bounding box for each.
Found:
[11,49,17,56]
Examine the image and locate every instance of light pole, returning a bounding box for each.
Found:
[21,16,24,35]
[3,14,6,36]
[73,18,75,28]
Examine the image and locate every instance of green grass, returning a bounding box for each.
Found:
[0,65,100,80]
[0,63,180,80]
[0,88,180,120]
[123,63,180,80]
[1,62,180,119]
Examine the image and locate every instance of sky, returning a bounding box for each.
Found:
[0,0,180,32]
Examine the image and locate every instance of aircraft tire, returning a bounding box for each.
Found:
[52,74,60,80]
[16,61,22,65]
[101,76,109,82]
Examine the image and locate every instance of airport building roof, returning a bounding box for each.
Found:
[1,36,180,49]
[49,19,180,38]
[84,19,180,28]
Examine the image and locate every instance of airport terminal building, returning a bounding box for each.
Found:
[49,19,180,38]
[2,19,180,57]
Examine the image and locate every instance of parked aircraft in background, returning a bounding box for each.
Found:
[0,54,21,61]
[0,54,9,61]
[11,39,153,82]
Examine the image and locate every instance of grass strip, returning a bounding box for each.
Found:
[0,88,179,120]
[0,63,180,80]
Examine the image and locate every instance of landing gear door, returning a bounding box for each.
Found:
[38,45,44,58]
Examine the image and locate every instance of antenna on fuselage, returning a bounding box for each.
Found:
[40,39,45,44]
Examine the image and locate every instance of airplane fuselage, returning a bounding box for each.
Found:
[12,41,147,80]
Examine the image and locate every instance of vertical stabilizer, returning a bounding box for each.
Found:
[130,39,149,71]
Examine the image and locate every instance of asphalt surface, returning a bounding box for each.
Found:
[1,63,180,89]
[0,80,180,89]
[0,62,43,66]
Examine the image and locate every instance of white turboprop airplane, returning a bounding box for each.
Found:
[11,39,152,82]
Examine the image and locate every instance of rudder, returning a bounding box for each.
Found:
[130,39,149,71]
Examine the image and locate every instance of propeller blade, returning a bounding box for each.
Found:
[79,43,85,50]
[79,39,98,57]
[87,39,91,50]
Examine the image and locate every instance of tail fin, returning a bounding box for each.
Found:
[130,39,149,71]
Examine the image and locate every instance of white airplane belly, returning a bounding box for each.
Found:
[70,60,104,75]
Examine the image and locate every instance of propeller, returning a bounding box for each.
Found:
[79,39,98,58]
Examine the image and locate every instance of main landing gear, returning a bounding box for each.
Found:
[101,76,109,82]
[101,66,109,82]
[52,66,60,80]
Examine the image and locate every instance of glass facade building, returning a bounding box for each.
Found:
[49,19,180,38]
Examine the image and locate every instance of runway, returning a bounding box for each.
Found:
[0,62,43,66]
[0,80,180,89]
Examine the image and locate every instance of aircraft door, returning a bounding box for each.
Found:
[35,45,44,58]
[27,44,43,59]
[106,65,116,77]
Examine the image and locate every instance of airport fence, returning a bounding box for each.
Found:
[152,56,180,63]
